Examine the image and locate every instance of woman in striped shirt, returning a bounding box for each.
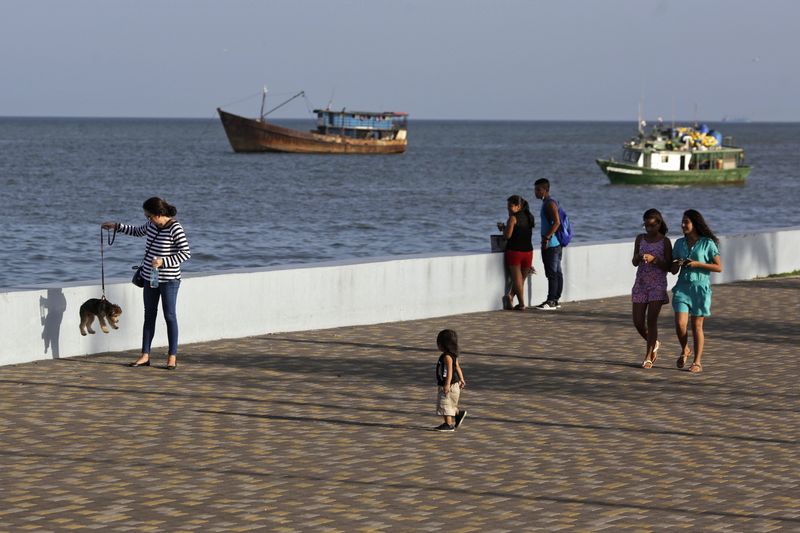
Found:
[102,197,191,370]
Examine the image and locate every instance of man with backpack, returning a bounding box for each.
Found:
[533,178,571,310]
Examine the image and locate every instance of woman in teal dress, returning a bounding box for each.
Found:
[670,209,723,373]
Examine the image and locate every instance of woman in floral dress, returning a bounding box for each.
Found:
[631,209,672,368]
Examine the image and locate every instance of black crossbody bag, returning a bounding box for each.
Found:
[131,226,164,287]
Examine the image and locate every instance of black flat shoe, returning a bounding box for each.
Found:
[165,364,177,370]
[128,360,150,367]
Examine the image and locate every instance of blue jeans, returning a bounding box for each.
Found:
[541,245,563,301]
[142,280,181,356]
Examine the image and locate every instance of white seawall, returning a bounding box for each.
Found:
[2,227,799,366]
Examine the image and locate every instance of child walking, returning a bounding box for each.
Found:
[434,329,467,432]
[670,209,723,373]
[631,208,672,368]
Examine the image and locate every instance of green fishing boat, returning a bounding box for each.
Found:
[596,122,751,185]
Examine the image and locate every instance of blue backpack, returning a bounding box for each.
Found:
[548,198,573,246]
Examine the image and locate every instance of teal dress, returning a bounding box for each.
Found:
[671,237,720,316]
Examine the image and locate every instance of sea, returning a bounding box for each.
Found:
[1,117,799,290]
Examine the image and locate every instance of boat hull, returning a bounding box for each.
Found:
[596,159,751,185]
[217,109,407,154]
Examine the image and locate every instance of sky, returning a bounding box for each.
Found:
[1,0,797,121]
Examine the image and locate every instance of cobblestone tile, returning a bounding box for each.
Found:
[0,277,798,530]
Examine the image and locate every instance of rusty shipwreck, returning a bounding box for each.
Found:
[217,89,408,154]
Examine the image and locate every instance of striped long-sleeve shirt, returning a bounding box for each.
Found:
[118,220,191,281]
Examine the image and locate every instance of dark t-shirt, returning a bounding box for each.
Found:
[506,212,534,252]
[436,353,458,386]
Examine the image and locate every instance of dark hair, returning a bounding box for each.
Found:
[534,178,550,190]
[683,209,719,246]
[507,195,535,228]
[642,208,668,236]
[437,329,459,357]
[143,197,177,217]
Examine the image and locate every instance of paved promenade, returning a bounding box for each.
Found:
[1,276,798,531]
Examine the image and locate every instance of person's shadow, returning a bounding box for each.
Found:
[40,289,67,359]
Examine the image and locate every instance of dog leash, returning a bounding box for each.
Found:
[100,226,117,300]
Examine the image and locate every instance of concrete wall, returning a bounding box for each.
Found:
[2,227,799,367]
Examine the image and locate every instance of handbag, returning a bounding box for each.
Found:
[490,234,507,253]
[131,226,164,287]
[131,266,145,287]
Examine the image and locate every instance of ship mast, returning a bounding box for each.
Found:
[258,87,306,121]
[259,86,268,122]
[638,98,645,136]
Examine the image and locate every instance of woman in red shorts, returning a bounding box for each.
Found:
[499,195,534,310]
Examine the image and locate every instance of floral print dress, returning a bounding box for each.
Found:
[631,237,668,304]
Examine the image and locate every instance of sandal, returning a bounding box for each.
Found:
[502,295,513,310]
[676,352,690,369]
[513,304,526,311]
[641,340,661,369]
[688,362,703,373]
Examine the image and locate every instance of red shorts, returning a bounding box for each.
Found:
[505,250,533,270]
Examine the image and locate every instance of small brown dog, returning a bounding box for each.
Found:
[79,298,122,335]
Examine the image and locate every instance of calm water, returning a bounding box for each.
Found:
[1,117,799,290]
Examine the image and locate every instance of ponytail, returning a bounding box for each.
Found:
[507,195,535,228]
[521,199,535,228]
[143,197,177,217]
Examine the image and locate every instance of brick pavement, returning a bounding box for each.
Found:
[1,277,798,531]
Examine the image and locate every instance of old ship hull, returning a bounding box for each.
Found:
[217,109,407,154]
[596,159,751,185]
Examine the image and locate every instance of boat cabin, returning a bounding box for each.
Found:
[314,109,408,140]
[622,146,745,172]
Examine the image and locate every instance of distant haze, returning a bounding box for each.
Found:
[1,0,797,121]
